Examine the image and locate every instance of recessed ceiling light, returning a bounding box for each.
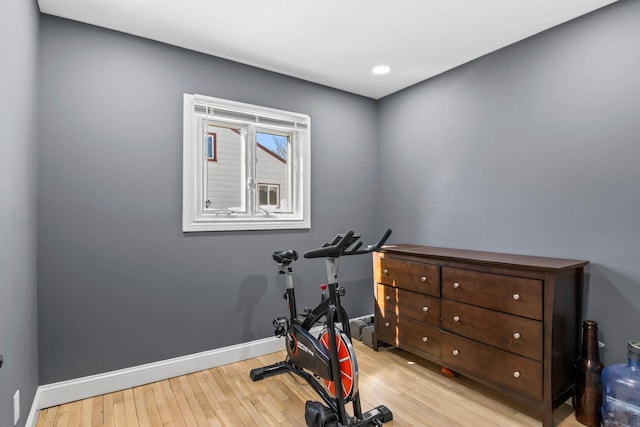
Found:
[372,65,391,75]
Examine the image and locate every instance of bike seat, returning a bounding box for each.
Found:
[273,249,298,265]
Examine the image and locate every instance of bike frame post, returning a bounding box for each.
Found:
[328,257,367,422]
[324,257,349,338]
[325,257,339,285]
[326,286,348,424]
[281,265,297,320]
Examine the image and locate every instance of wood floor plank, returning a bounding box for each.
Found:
[186,372,216,420]
[218,366,275,426]
[113,401,127,427]
[35,408,47,427]
[113,390,124,406]
[66,400,83,427]
[37,341,586,426]
[132,386,151,427]
[159,379,187,427]
[103,393,115,427]
[193,370,232,426]
[141,384,163,427]
[122,388,138,427]
[150,381,172,426]
[36,406,57,427]
[168,376,203,427]
[54,403,71,427]
[92,396,105,426]
[80,397,93,426]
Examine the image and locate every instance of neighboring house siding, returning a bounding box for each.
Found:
[256,145,288,210]
[206,127,242,210]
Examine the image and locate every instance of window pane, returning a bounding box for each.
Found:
[256,131,289,211]
[259,185,268,205]
[206,133,216,160]
[269,186,278,205]
[205,124,244,211]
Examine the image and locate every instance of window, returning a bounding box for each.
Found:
[183,94,310,232]
[206,133,217,161]
[258,184,280,209]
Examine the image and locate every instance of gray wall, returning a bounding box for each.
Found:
[38,16,379,383]
[0,0,40,425]
[378,0,640,364]
[34,0,640,391]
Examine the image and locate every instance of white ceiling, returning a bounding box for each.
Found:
[38,0,618,99]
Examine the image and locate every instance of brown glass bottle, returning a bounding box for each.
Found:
[575,320,603,427]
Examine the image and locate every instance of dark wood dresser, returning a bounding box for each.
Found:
[373,244,588,427]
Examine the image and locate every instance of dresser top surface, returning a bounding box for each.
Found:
[378,244,588,271]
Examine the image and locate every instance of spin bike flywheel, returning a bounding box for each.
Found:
[318,328,359,401]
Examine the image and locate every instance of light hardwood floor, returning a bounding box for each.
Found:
[37,341,584,426]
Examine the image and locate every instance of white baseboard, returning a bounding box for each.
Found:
[25,389,43,427]
[26,315,372,427]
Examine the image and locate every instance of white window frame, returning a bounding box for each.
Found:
[183,94,311,232]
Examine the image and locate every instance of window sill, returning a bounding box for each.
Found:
[182,216,311,232]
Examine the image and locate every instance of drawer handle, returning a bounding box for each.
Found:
[513,371,521,378]
[383,269,389,275]
[453,316,460,322]
[513,332,521,339]
[453,282,460,289]
[384,322,390,327]
[422,336,428,342]
[512,293,520,301]
[421,276,427,282]
[385,296,390,301]
[422,306,429,312]
[452,349,460,356]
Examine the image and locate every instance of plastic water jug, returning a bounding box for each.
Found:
[602,341,640,426]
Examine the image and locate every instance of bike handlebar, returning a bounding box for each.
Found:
[345,228,392,255]
[303,229,392,259]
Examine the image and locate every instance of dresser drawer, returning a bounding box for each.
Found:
[397,316,440,360]
[376,311,397,345]
[376,257,440,296]
[397,288,440,327]
[376,284,396,313]
[441,300,542,361]
[441,332,542,400]
[442,267,542,320]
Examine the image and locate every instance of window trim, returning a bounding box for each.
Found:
[182,94,311,232]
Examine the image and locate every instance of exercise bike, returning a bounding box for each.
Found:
[250,229,393,427]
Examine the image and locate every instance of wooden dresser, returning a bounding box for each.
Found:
[373,244,588,427]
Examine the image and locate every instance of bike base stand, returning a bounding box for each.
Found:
[304,401,393,427]
[356,405,393,426]
[249,361,289,382]
[305,401,339,427]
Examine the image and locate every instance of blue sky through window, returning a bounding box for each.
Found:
[257,132,288,160]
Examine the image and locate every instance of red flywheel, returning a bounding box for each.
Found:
[318,329,359,401]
